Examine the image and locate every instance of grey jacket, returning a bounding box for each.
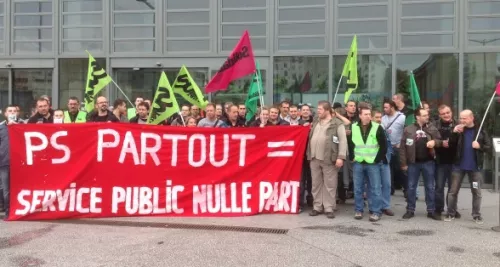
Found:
[307,117,347,163]
[0,122,9,167]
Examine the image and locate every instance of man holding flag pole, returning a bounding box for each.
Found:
[333,35,358,104]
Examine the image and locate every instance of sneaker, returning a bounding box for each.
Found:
[369,214,380,222]
[325,212,335,219]
[473,216,484,225]
[455,211,462,219]
[354,212,363,220]
[444,214,455,222]
[402,211,414,220]
[427,212,442,221]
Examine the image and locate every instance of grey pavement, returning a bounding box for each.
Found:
[1,187,500,267]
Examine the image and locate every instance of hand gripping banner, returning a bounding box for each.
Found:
[7,124,309,221]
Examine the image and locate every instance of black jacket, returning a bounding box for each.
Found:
[27,113,53,124]
[433,119,457,164]
[87,110,119,122]
[449,125,491,168]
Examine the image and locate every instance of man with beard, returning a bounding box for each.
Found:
[224,105,246,127]
[64,97,87,123]
[87,96,119,122]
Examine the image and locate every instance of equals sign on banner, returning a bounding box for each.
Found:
[267,141,295,158]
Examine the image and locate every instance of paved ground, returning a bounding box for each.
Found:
[1,187,500,267]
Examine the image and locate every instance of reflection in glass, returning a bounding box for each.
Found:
[396,54,458,115]
[273,56,328,104]
[14,2,52,13]
[59,58,106,107]
[12,69,53,118]
[278,37,324,50]
[166,0,209,9]
[401,34,453,48]
[211,69,266,105]
[467,34,500,47]
[463,53,500,184]
[114,0,155,10]
[63,0,102,12]
[338,35,387,50]
[278,8,325,21]
[222,10,266,23]
[166,40,209,51]
[14,42,52,53]
[221,0,266,9]
[338,5,387,19]
[114,40,155,52]
[333,55,392,109]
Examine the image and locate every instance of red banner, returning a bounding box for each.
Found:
[205,30,256,93]
[8,124,309,221]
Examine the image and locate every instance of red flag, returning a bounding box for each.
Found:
[300,72,312,92]
[495,81,500,96]
[205,30,256,93]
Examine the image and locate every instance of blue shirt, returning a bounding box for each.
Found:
[459,128,477,171]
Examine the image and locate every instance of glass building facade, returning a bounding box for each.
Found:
[0,0,499,182]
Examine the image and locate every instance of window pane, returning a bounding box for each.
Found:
[14,41,52,52]
[13,69,53,118]
[15,2,52,13]
[14,15,52,26]
[278,37,324,50]
[278,22,325,36]
[279,8,324,21]
[211,69,266,106]
[279,0,325,6]
[338,5,388,19]
[402,3,454,17]
[469,18,500,31]
[221,0,266,8]
[0,71,8,111]
[401,34,453,48]
[402,18,453,32]
[222,10,266,22]
[396,53,458,115]
[115,26,154,38]
[166,11,209,23]
[333,55,392,108]
[166,39,209,51]
[114,40,154,52]
[167,25,209,38]
[338,35,387,49]
[114,0,155,10]
[222,38,266,50]
[114,13,154,24]
[273,56,328,104]
[59,58,105,108]
[469,2,500,15]
[14,28,52,40]
[63,14,102,26]
[63,28,102,39]
[468,33,500,47]
[338,21,387,34]
[222,24,265,37]
[63,41,102,52]
[63,0,102,12]
[166,0,209,9]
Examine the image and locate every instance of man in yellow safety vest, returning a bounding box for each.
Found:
[348,107,388,222]
[64,97,86,123]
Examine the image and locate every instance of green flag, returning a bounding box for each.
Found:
[342,35,358,103]
[407,72,422,125]
[147,72,180,125]
[84,51,112,113]
[245,62,263,122]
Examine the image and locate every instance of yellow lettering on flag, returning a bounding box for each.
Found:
[84,51,112,112]
[341,35,358,104]
[147,72,180,125]
[172,65,208,109]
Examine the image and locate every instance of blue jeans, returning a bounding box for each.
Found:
[0,166,9,217]
[407,161,435,213]
[354,163,382,216]
[435,164,453,213]
[380,163,391,210]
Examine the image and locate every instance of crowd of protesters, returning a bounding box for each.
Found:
[0,93,491,224]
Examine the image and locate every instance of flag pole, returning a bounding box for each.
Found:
[475,90,496,142]
[110,79,135,107]
[255,69,265,106]
[178,111,186,126]
[332,76,343,104]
